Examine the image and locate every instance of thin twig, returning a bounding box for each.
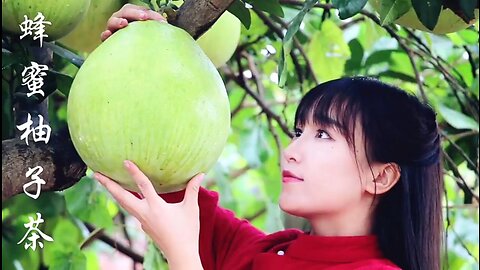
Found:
[253,8,305,84]
[269,14,319,84]
[119,211,133,247]
[226,54,293,137]
[443,151,479,203]
[84,223,144,263]
[440,131,478,174]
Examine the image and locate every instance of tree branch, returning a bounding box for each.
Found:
[227,54,293,137]
[253,8,305,85]
[84,223,144,263]
[173,0,235,39]
[2,127,87,202]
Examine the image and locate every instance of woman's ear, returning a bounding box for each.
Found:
[365,163,401,195]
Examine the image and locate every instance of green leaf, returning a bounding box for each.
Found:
[228,0,252,29]
[376,0,411,25]
[438,105,479,131]
[470,76,479,98]
[332,0,368,20]
[213,162,238,210]
[44,42,84,68]
[377,70,416,83]
[64,177,118,229]
[47,70,74,97]
[250,0,284,18]
[279,0,319,87]
[4,192,66,218]
[344,39,364,72]
[364,49,400,68]
[3,234,41,270]
[43,218,83,266]
[49,247,87,270]
[239,119,271,168]
[307,20,351,82]
[84,250,100,270]
[457,29,479,45]
[143,240,168,270]
[459,0,477,22]
[2,49,21,70]
[411,0,442,31]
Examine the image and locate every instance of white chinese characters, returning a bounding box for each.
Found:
[16,113,51,145]
[16,11,55,251]
[23,166,46,200]
[22,61,48,97]
[17,213,53,251]
[19,12,51,47]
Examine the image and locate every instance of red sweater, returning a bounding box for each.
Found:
[158,187,401,270]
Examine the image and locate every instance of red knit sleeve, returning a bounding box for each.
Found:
[156,187,265,270]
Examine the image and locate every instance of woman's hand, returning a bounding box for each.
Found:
[93,160,204,269]
[101,4,166,41]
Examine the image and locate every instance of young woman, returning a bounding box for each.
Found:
[94,5,443,270]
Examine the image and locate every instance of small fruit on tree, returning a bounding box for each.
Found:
[59,0,125,54]
[196,11,241,68]
[2,0,91,40]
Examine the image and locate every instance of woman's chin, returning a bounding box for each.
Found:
[279,193,299,216]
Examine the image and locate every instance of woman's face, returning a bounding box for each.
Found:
[279,119,374,219]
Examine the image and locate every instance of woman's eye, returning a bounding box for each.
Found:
[294,128,302,137]
[316,130,331,139]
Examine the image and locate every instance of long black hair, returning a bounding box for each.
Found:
[294,77,443,270]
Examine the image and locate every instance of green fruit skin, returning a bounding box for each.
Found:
[67,20,231,193]
[196,11,241,68]
[2,0,91,41]
[128,0,241,68]
[369,0,478,34]
[59,0,124,54]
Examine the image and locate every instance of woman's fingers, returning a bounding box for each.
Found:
[93,172,143,214]
[183,173,205,207]
[102,4,167,41]
[106,17,128,34]
[123,160,165,206]
[112,5,149,22]
[100,30,112,42]
[112,4,166,24]
[145,9,167,22]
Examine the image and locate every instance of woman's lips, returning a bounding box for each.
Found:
[282,177,304,183]
[282,170,303,183]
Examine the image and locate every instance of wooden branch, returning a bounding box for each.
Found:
[2,127,87,202]
[229,55,293,137]
[173,0,236,39]
[84,223,144,263]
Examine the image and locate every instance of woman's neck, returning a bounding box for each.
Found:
[308,201,374,237]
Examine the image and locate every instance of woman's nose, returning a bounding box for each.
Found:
[282,143,299,163]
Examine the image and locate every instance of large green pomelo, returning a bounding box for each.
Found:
[59,0,124,54]
[2,0,91,41]
[369,0,478,34]
[67,20,231,193]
